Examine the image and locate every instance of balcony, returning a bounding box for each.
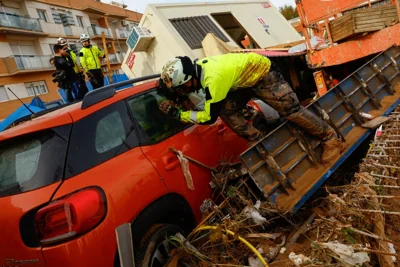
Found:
[1,55,53,75]
[116,29,130,39]
[88,25,113,39]
[0,15,46,36]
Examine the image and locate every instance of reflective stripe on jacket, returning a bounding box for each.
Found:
[180,53,271,124]
[79,45,105,71]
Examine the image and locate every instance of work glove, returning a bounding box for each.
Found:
[159,100,181,119]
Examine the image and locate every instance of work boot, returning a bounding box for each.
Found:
[286,107,346,163]
[321,137,346,163]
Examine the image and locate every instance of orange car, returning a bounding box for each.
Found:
[0,75,247,267]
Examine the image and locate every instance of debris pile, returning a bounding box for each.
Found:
[166,111,400,267]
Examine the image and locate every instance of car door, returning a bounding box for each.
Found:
[126,89,227,221]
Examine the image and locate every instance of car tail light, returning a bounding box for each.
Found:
[35,187,107,246]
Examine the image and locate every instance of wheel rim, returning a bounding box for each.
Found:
[150,239,171,267]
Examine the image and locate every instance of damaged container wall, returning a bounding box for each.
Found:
[241,45,400,212]
[122,0,302,79]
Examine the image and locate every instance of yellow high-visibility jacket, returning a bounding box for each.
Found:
[67,50,79,73]
[180,53,271,124]
[79,45,105,71]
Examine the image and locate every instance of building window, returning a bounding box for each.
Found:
[25,81,48,96]
[77,16,84,28]
[51,10,62,24]
[169,16,229,49]
[37,9,48,22]
[0,86,10,102]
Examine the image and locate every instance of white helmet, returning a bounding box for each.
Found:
[57,37,68,46]
[160,57,192,89]
[79,33,90,43]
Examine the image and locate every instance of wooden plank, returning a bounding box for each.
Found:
[354,26,387,33]
[354,22,396,29]
[331,28,355,42]
[355,23,386,30]
[265,40,305,49]
[362,116,392,129]
[352,9,397,17]
[331,27,354,36]
[355,14,398,22]
[350,5,396,14]
[355,21,388,27]
[331,28,354,38]
[329,16,353,29]
[329,5,398,43]
[330,22,354,33]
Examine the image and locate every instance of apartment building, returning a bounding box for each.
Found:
[0,0,141,119]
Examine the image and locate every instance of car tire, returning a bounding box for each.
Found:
[135,224,183,267]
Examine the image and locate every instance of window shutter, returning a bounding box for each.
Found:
[65,13,75,25]
[169,16,229,50]
[52,11,62,24]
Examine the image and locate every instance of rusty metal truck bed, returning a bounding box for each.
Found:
[241,45,400,212]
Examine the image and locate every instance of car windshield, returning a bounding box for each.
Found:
[0,125,70,197]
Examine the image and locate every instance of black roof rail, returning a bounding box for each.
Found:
[81,73,160,109]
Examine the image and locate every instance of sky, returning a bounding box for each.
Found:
[123,0,295,13]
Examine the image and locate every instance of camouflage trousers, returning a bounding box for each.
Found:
[220,69,336,141]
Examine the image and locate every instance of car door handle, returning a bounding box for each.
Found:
[165,161,180,171]
[165,154,180,171]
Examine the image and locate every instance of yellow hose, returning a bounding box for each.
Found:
[195,226,269,267]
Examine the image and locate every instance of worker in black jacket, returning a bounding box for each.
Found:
[53,44,79,103]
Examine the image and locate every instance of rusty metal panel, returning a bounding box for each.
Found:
[300,0,371,24]
[308,24,400,67]
[241,45,400,212]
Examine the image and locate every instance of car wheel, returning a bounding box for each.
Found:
[136,224,183,267]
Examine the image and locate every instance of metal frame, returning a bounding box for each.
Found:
[240,46,400,212]
[296,0,400,67]
[81,74,160,109]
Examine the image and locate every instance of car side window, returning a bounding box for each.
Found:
[65,100,138,178]
[95,111,126,153]
[127,90,188,143]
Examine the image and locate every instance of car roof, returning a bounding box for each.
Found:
[0,79,158,141]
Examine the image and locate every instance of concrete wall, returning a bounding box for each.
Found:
[123,0,301,78]
[25,1,53,21]
[2,1,22,10]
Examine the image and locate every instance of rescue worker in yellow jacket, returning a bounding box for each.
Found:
[158,53,345,163]
[78,34,105,89]
[57,37,88,99]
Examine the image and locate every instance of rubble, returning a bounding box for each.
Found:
[165,108,400,266]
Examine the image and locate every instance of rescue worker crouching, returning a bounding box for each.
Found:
[158,53,346,163]
[78,33,105,90]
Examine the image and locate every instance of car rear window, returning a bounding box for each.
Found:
[0,125,71,197]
